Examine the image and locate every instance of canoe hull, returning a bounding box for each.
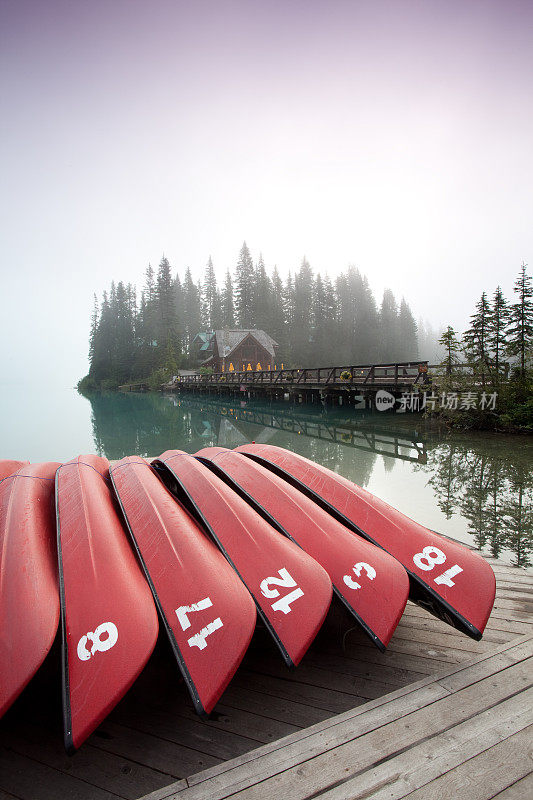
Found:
[0,462,60,717]
[56,455,159,752]
[235,444,496,639]
[154,450,333,667]
[196,447,409,649]
[110,456,256,715]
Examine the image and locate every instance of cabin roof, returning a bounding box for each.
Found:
[213,329,278,359]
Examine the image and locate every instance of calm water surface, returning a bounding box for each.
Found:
[1,387,531,566]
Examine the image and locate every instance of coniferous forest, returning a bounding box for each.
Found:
[79,242,429,391]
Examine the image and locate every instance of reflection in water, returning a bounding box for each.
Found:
[87,392,532,567]
[414,442,533,567]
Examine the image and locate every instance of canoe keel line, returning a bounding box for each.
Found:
[0,445,496,753]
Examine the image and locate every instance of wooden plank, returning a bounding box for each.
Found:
[398,726,533,800]
[89,721,216,779]
[0,722,170,800]
[492,773,533,799]
[177,701,301,744]
[177,636,533,794]
[111,706,263,761]
[238,660,405,702]
[0,747,121,800]
[169,644,533,800]
[219,686,331,728]
[208,660,533,800]
[316,691,533,799]
[231,671,361,714]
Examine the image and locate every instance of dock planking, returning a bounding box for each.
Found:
[0,551,531,800]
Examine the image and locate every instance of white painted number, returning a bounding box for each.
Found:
[413,546,447,571]
[434,565,464,587]
[343,562,377,591]
[175,597,223,650]
[260,568,304,615]
[413,547,463,588]
[77,622,118,662]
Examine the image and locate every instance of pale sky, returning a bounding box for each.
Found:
[1,0,531,387]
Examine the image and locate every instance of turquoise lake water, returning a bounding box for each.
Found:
[0,387,531,566]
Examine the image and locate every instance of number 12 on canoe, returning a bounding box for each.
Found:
[154,450,333,667]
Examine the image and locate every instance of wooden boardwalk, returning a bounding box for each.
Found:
[1,552,531,799]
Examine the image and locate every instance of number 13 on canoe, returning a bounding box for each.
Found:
[154,451,333,667]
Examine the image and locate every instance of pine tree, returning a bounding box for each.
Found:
[463,292,492,376]
[221,269,235,328]
[507,263,533,379]
[269,266,286,358]
[253,254,273,331]
[398,299,419,360]
[202,257,221,330]
[439,326,461,374]
[379,289,399,361]
[182,267,202,360]
[292,258,314,365]
[488,286,509,382]
[88,293,99,364]
[234,242,255,328]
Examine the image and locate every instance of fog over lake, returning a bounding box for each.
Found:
[1,0,531,390]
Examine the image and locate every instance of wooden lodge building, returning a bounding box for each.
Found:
[192,329,279,372]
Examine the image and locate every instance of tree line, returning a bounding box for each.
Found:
[439,263,532,381]
[436,263,532,430]
[80,242,425,390]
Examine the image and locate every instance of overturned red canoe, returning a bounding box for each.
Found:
[0,459,29,481]
[236,444,496,640]
[56,455,159,752]
[110,456,256,715]
[154,450,333,667]
[0,462,61,717]
[196,447,409,650]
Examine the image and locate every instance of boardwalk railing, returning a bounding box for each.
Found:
[173,361,430,389]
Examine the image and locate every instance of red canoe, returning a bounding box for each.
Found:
[196,447,409,649]
[236,444,496,640]
[0,459,29,481]
[56,455,159,752]
[110,456,256,715]
[0,462,61,717]
[154,450,333,667]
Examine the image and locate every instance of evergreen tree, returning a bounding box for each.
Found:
[114,280,135,382]
[202,257,221,330]
[488,286,509,381]
[398,299,419,360]
[379,289,399,361]
[438,326,461,374]
[292,258,314,365]
[182,267,202,358]
[173,272,185,355]
[88,293,99,364]
[269,266,287,359]
[234,242,255,328]
[507,263,533,379]
[253,254,273,332]
[463,292,492,374]
[221,269,235,327]
[283,271,295,362]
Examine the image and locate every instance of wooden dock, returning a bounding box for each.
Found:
[171,362,431,407]
[1,550,531,799]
